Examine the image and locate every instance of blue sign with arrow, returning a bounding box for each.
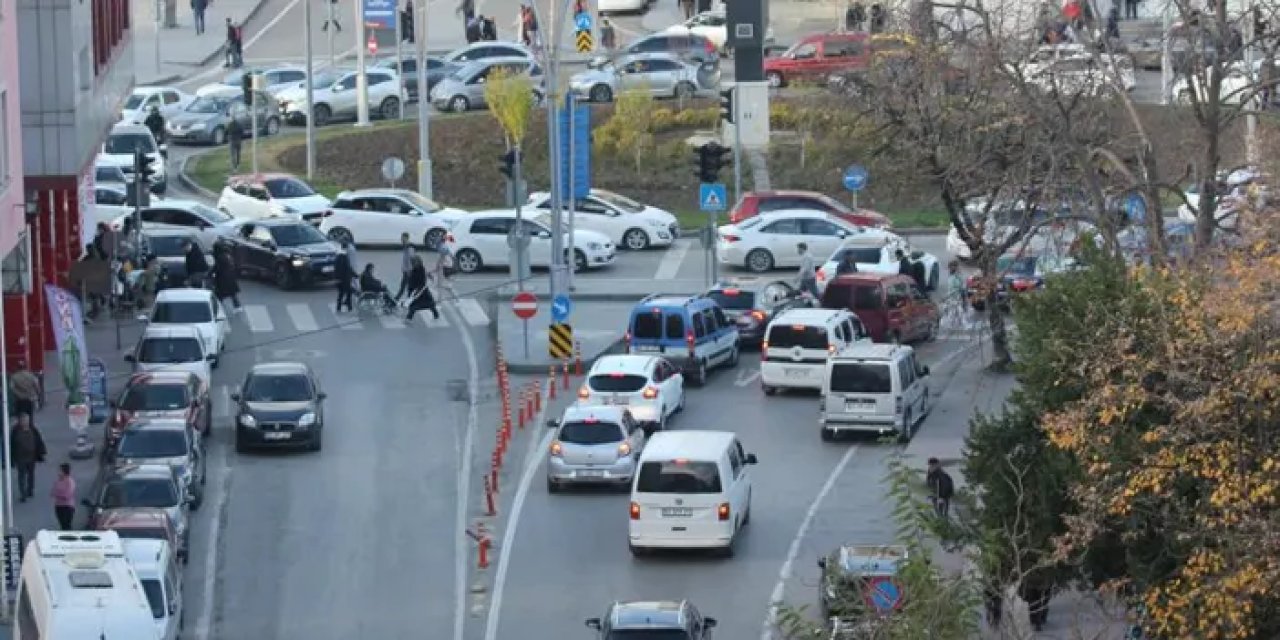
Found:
[551,294,573,322]
[574,12,592,30]
[843,164,868,192]
[864,576,904,614]
[1125,192,1147,223]
[558,94,591,199]
[700,183,727,212]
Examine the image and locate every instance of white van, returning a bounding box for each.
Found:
[819,344,931,442]
[125,324,215,387]
[761,308,869,394]
[15,530,159,639]
[122,538,183,640]
[628,430,758,557]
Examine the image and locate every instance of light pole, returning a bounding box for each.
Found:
[1245,2,1259,164]
[528,0,576,298]
[305,0,317,179]
[416,0,433,198]
[355,0,371,126]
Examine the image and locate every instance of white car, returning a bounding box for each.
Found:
[576,354,685,431]
[282,69,404,125]
[138,288,232,365]
[216,174,332,223]
[526,189,678,250]
[443,41,535,65]
[108,200,241,252]
[120,86,194,124]
[126,324,215,387]
[320,188,465,249]
[663,10,773,52]
[1172,61,1264,105]
[445,210,616,273]
[196,66,309,99]
[815,233,942,293]
[599,0,648,14]
[274,69,346,123]
[100,124,168,193]
[92,184,169,227]
[716,209,861,273]
[1020,44,1136,94]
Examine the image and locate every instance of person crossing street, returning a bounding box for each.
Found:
[404,255,439,322]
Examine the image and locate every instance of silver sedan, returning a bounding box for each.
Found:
[569,52,719,103]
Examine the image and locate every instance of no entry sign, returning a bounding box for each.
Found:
[511,292,538,319]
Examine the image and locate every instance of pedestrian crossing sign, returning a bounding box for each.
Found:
[699,183,727,212]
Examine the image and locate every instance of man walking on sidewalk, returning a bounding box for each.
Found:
[51,463,76,530]
[9,362,41,423]
[926,457,955,519]
[192,0,208,34]
[227,116,244,170]
[225,18,244,67]
[322,0,342,31]
[11,413,47,503]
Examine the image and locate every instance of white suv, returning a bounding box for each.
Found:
[320,188,466,249]
[283,69,404,126]
[526,189,679,250]
[577,355,685,432]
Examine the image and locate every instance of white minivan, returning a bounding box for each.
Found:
[760,308,869,394]
[628,430,757,557]
[122,538,183,640]
[126,325,216,387]
[819,344,931,442]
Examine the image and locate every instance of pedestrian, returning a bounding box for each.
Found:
[680,0,694,20]
[481,15,497,40]
[51,463,76,531]
[394,233,415,301]
[192,0,208,34]
[869,3,886,33]
[341,239,359,275]
[322,0,342,31]
[212,245,242,311]
[522,4,539,48]
[434,242,456,299]
[835,250,859,275]
[796,243,819,297]
[1124,0,1139,20]
[8,362,41,421]
[334,246,355,313]
[845,0,866,31]
[404,256,440,321]
[896,248,914,278]
[227,116,244,170]
[1105,5,1120,40]
[925,457,955,518]
[1019,578,1052,631]
[182,240,209,288]
[10,413,47,503]
[225,18,244,68]
[144,105,167,145]
[466,14,482,43]
[601,18,617,50]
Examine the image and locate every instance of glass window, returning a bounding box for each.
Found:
[588,374,649,392]
[138,338,203,363]
[664,313,685,339]
[124,94,150,109]
[649,59,680,72]
[790,43,818,59]
[591,190,645,213]
[96,188,127,206]
[558,421,626,444]
[243,374,314,402]
[369,73,393,85]
[269,224,327,247]
[829,363,892,393]
[766,324,828,349]
[898,361,915,388]
[119,383,189,411]
[761,218,801,234]
[102,478,179,509]
[701,308,718,332]
[801,219,843,236]
[470,218,512,235]
[151,301,212,324]
[636,461,722,493]
[145,236,189,257]
[104,133,156,155]
[337,74,359,90]
[110,526,170,541]
[822,282,883,310]
[706,289,755,310]
[835,247,883,264]
[95,165,127,183]
[692,312,706,338]
[712,307,729,328]
[264,178,316,198]
[632,312,662,339]
[118,429,188,459]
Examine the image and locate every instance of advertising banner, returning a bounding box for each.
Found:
[43,285,90,404]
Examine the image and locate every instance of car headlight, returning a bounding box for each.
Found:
[299,412,317,427]
[587,242,603,250]
[646,219,666,227]
[291,257,307,267]
[238,414,256,427]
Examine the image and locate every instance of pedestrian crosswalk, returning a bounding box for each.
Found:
[233,298,492,334]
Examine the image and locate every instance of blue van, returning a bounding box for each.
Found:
[624,295,740,386]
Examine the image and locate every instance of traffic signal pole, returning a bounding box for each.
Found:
[731,87,742,205]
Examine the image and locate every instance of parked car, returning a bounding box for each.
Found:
[702,278,817,344]
[109,200,241,252]
[618,32,720,67]
[94,507,186,564]
[136,287,232,360]
[320,188,464,249]
[166,92,281,146]
[274,69,346,123]
[662,9,774,53]
[106,371,211,457]
[716,210,861,273]
[216,173,333,223]
[816,232,941,292]
[765,32,870,88]
[444,210,615,273]
[820,273,940,343]
[120,86,194,124]
[100,123,168,193]
[217,219,342,289]
[196,66,308,99]
[430,57,545,112]
[569,52,718,103]
[81,463,193,559]
[231,361,327,452]
[281,69,403,125]
[728,190,892,229]
[113,418,207,508]
[526,189,679,250]
[139,229,215,288]
[373,54,455,100]
[443,41,535,64]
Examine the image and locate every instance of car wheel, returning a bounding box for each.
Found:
[622,228,650,250]
[762,384,777,396]
[590,84,613,102]
[424,228,447,250]
[820,426,835,442]
[455,249,483,273]
[379,96,401,119]
[745,249,774,273]
[673,82,696,100]
[448,95,470,112]
[572,249,588,272]
[767,71,784,88]
[310,430,323,452]
[898,410,914,443]
[264,117,281,136]
[210,126,226,145]
[274,264,295,289]
[546,477,560,494]
[727,346,739,368]
[312,104,332,126]
[327,227,354,245]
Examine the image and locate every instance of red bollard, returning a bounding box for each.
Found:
[534,382,542,413]
[562,362,570,390]
[548,365,557,400]
[478,536,491,569]
[518,390,527,429]
[575,341,583,376]
[525,384,535,418]
[490,456,499,489]
[484,476,497,516]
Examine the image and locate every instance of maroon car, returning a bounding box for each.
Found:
[728,190,892,229]
[107,372,211,454]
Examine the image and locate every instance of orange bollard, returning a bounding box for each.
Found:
[534,382,542,413]
[518,390,527,429]
[575,341,583,376]
[562,361,570,390]
[484,476,497,516]
[478,536,491,569]
[525,384,535,418]
[490,456,499,488]
[548,365,557,399]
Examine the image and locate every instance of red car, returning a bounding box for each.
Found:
[729,190,892,229]
[820,272,940,343]
[95,507,187,564]
[764,32,871,88]
[107,372,211,453]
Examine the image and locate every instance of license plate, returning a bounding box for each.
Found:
[610,395,630,405]
[576,470,604,478]
[661,507,693,517]
[633,345,661,353]
[845,400,874,412]
[785,368,808,378]
[321,265,334,273]
[263,432,291,440]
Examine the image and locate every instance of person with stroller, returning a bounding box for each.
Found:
[404,255,440,322]
[358,264,396,312]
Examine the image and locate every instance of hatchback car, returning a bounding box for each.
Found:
[445,210,615,273]
[94,507,186,564]
[320,188,465,249]
[585,600,718,639]
[107,371,211,454]
[274,69,346,122]
[820,273,940,343]
[430,57,545,112]
[109,200,241,252]
[728,190,892,228]
[703,278,816,344]
[547,405,646,492]
[138,288,231,361]
[619,32,720,67]
[125,324,215,387]
[165,92,280,146]
[113,418,206,509]
[577,355,684,432]
[444,41,536,65]
[527,189,678,250]
[82,463,193,559]
[373,54,455,100]
[232,362,327,452]
[120,86,194,124]
[217,173,333,223]
[717,210,860,273]
[570,52,716,103]
[218,219,343,289]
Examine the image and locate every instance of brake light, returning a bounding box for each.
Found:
[751,310,766,323]
[584,416,599,423]
[721,234,740,243]
[578,386,590,400]
[828,344,837,355]
[704,39,716,53]
[618,442,632,456]
[817,269,826,282]
[761,340,769,350]
[686,331,696,355]
[717,503,731,521]
[609,372,625,377]
[550,441,563,456]
[723,288,740,295]
[642,386,658,399]
[630,502,641,520]
[445,233,455,243]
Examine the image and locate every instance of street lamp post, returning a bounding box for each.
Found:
[528,0,576,298]
[355,0,371,126]
[416,0,433,198]
[305,0,317,179]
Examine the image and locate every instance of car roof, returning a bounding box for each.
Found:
[97,507,173,527]
[126,371,196,385]
[154,288,213,303]
[468,209,532,220]
[833,343,912,361]
[590,354,658,375]
[771,308,848,324]
[122,417,190,432]
[560,404,630,424]
[746,189,830,199]
[143,199,210,211]
[707,277,780,292]
[110,463,178,480]
[230,172,296,183]
[121,538,171,573]
[618,51,689,64]
[637,294,702,308]
[248,361,311,376]
[141,324,203,339]
[641,430,737,460]
[336,188,421,199]
[754,208,842,221]
[132,86,181,94]
[242,217,310,228]
[611,600,687,628]
[110,123,152,135]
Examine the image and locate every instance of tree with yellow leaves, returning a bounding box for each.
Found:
[484,66,537,150]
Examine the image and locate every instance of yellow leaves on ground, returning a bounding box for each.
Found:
[483,67,535,145]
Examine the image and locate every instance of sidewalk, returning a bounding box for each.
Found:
[132,0,270,85]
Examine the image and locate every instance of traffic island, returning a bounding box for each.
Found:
[492,296,641,374]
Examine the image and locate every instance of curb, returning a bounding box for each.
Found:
[177,153,219,200]
[502,338,626,374]
[142,74,185,87]
[196,0,273,68]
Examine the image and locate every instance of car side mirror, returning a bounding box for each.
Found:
[817,558,826,569]
[230,392,240,402]
[704,618,718,629]
[745,453,758,464]
[546,419,559,428]
[317,392,327,400]
[265,241,277,250]
[585,618,602,630]
[921,366,931,376]
[124,354,136,363]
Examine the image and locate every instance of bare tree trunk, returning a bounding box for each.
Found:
[977,248,1013,371]
[1195,117,1222,251]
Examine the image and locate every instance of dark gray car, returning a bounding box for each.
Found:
[232,362,327,452]
[620,32,720,67]
[166,92,280,146]
[374,55,455,101]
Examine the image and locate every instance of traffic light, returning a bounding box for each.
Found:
[573,0,586,15]
[499,149,517,180]
[135,149,157,185]
[719,87,735,124]
[694,142,730,183]
[242,73,253,107]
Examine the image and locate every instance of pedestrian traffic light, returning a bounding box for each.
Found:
[719,87,735,124]
[499,149,517,180]
[694,142,730,183]
[242,73,253,106]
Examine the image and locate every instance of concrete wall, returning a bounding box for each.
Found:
[0,0,25,257]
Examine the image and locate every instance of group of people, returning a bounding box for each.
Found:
[332,233,452,322]
[843,1,889,33]
[0,364,73,530]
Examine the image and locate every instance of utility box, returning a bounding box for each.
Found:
[722,81,770,149]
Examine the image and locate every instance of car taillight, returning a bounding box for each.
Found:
[550,441,563,457]
[642,386,658,399]
[578,386,590,400]
[445,233,455,243]
[751,310,765,323]
[630,502,641,520]
[817,269,826,282]
[828,344,837,355]
[686,331,696,355]
[704,39,716,53]
[717,503,731,521]
[721,234,740,243]
[618,442,632,456]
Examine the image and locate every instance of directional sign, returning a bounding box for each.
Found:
[512,291,538,320]
[549,323,574,359]
[551,294,573,322]
[863,576,905,614]
[1125,192,1147,223]
[576,30,594,53]
[558,96,591,199]
[362,0,396,29]
[574,12,592,31]
[381,156,405,183]
[700,183,727,212]
[843,164,869,192]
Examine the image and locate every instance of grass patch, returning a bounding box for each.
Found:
[885,208,950,228]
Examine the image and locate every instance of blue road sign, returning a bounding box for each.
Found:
[700,183,727,212]
[843,164,868,192]
[558,95,592,199]
[1126,192,1147,223]
[574,12,593,30]
[865,576,904,614]
[362,0,396,29]
[551,294,573,322]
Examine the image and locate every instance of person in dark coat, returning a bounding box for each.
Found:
[896,249,914,278]
[404,256,439,321]
[10,413,47,502]
[192,0,208,34]
[334,248,355,313]
[480,15,497,40]
[835,251,859,275]
[227,117,244,171]
[846,1,867,31]
[212,245,242,310]
[183,240,209,287]
[144,106,166,145]
[925,457,955,518]
[869,3,886,32]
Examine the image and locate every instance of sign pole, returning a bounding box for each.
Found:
[0,274,10,619]
[305,0,317,180]
[523,320,530,360]
[731,85,742,205]
[355,0,371,126]
[395,2,405,120]
[566,95,577,292]
[416,0,433,199]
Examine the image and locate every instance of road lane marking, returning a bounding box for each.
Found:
[378,312,407,329]
[285,303,319,332]
[457,298,491,326]
[242,305,274,333]
[193,440,234,640]
[213,385,233,418]
[760,445,860,640]
[451,299,481,640]
[734,369,761,387]
[654,239,693,280]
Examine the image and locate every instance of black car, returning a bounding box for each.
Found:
[232,361,326,452]
[586,600,717,639]
[703,279,816,345]
[141,229,213,288]
[218,219,341,289]
[81,463,193,557]
[374,55,455,101]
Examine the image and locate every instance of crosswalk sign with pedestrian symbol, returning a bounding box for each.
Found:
[699,183,727,212]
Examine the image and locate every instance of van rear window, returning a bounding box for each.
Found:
[664,314,685,339]
[636,461,722,493]
[823,283,883,310]
[767,325,829,349]
[830,363,893,393]
[589,374,648,392]
[632,313,662,339]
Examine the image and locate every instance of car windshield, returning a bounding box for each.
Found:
[151,301,212,324]
[187,96,227,114]
[95,166,125,182]
[141,579,165,620]
[558,421,626,444]
[706,289,756,310]
[269,224,327,247]
[997,256,1038,276]
[307,71,340,87]
[146,236,188,257]
[110,527,169,540]
[402,192,443,213]
[118,429,188,459]
[589,373,649,392]
[264,178,316,198]
[138,338,203,363]
[119,383,188,411]
[243,374,314,402]
[104,133,156,155]
[637,460,722,493]
[123,94,149,109]
[102,478,179,509]
[767,324,828,349]
[192,203,233,223]
[606,631,693,639]
[592,190,645,213]
[835,247,883,264]
[830,362,892,393]
[822,283,883,310]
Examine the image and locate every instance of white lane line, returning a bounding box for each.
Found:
[242,305,274,333]
[452,299,481,640]
[193,440,234,640]
[483,382,554,640]
[760,445,860,640]
[653,239,693,281]
[457,298,491,326]
[213,385,233,418]
[734,369,762,387]
[378,312,408,329]
[285,303,319,333]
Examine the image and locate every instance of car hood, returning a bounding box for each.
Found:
[430,78,466,98]
[276,194,332,214]
[638,206,678,225]
[571,229,613,245]
[170,112,222,127]
[118,455,190,470]
[570,68,614,86]
[242,400,316,420]
[120,108,147,124]
[277,241,340,256]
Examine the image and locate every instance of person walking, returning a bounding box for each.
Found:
[11,413,47,503]
[522,4,540,48]
[334,246,355,313]
[680,0,694,20]
[796,243,819,297]
[869,3,886,32]
[394,234,415,301]
[9,362,41,421]
[845,1,867,31]
[51,463,76,530]
[225,18,244,67]
[322,0,342,31]
[466,14,482,43]
[404,256,440,321]
[944,259,968,329]
[480,15,497,40]
[192,0,208,34]
[183,240,210,287]
[926,457,955,518]
[341,239,359,276]
[212,245,242,311]
[600,18,617,51]
[227,116,244,171]
[433,242,456,300]
[144,105,167,145]
[835,251,859,275]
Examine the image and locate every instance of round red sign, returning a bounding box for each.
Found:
[511,292,538,319]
